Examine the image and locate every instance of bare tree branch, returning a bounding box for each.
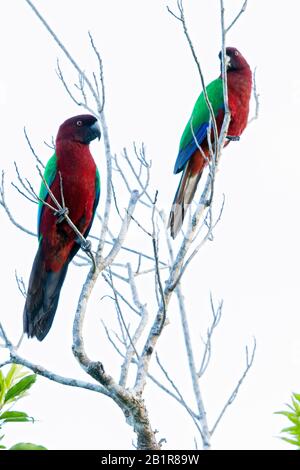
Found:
[119,264,148,387]
[0,320,111,396]
[119,263,148,386]
[174,283,210,448]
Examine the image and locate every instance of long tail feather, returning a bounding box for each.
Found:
[168,164,203,239]
[23,244,69,341]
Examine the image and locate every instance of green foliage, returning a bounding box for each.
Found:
[0,365,46,450]
[276,393,300,448]
[9,442,47,450]
[0,411,33,423]
[4,374,36,404]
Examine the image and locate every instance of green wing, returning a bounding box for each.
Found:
[94,167,100,218]
[174,78,224,173]
[37,153,57,239]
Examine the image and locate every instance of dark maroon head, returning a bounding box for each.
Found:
[219,47,250,72]
[56,114,101,144]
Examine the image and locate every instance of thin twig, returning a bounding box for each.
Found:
[56,59,80,106]
[102,273,140,316]
[11,182,38,205]
[151,193,166,335]
[101,319,126,358]
[155,353,204,439]
[15,270,27,298]
[0,171,36,237]
[248,67,260,124]
[198,295,223,378]
[23,127,45,169]
[210,338,256,435]
[13,161,38,203]
[89,235,168,267]
[108,268,132,347]
[225,0,248,33]
[88,31,105,113]
[25,0,100,108]
[119,264,149,387]
[167,0,219,163]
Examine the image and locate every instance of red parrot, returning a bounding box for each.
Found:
[23,114,101,341]
[169,47,252,238]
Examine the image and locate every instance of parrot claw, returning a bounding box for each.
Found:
[79,239,96,273]
[226,135,240,141]
[55,207,69,224]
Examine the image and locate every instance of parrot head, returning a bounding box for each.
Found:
[56,114,101,145]
[219,47,250,72]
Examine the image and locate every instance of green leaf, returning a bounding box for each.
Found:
[4,365,18,389]
[0,411,28,419]
[293,393,300,403]
[276,411,299,425]
[0,371,5,405]
[281,425,300,435]
[4,375,36,403]
[0,445,6,449]
[0,411,33,423]
[13,368,32,382]
[291,397,300,415]
[2,417,32,423]
[5,366,33,389]
[9,442,47,450]
[281,436,300,447]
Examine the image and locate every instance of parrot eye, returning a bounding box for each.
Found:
[234,51,239,56]
[76,120,83,127]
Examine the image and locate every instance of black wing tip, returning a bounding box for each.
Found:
[23,311,49,341]
[24,331,47,342]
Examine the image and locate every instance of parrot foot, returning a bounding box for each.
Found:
[78,238,96,272]
[54,207,69,224]
[226,135,240,141]
[80,239,92,252]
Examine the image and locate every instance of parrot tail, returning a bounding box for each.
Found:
[23,244,69,341]
[168,163,203,239]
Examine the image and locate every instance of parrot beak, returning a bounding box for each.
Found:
[82,120,101,144]
[90,121,101,141]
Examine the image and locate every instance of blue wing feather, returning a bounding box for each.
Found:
[173,77,225,175]
[174,122,209,174]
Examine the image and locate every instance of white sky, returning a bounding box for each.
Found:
[0,0,299,450]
